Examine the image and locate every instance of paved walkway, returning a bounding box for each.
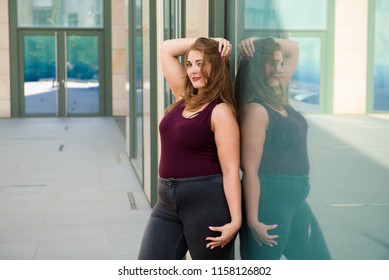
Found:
[0,117,151,260]
[305,114,389,260]
[0,115,388,260]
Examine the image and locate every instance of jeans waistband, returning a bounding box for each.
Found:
[159,173,222,184]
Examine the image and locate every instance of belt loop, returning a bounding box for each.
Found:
[166,178,175,188]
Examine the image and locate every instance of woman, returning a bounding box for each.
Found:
[138,37,241,260]
[235,38,331,260]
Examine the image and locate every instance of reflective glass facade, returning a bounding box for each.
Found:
[244,0,327,30]
[235,0,329,113]
[130,0,144,178]
[373,0,389,111]
[17,0,103,28]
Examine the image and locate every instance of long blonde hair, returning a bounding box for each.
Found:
[168,37,236,116]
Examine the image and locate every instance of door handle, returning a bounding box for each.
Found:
[52,80,60,87]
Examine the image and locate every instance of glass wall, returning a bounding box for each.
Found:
[373,0,389,111]
[131,0,144,177]
[289,37,321,111]
[243,0,326,30]
[17,0,103,28]
[162,0,185,108]
[234,0,329,113]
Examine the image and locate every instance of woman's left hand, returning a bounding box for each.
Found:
[238,38,255,59]
[205,222,239,249]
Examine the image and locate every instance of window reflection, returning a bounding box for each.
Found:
[237,0,327,112]
[289,37,321,111]
[24,35,57,115]
[17,0,103,28]
[162,0,183,108]
[244,0,327,30]
[129,0,144,178]
[374,0,389,111]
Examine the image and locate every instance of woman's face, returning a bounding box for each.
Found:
[265,50,284,89]
[186,50,210,93]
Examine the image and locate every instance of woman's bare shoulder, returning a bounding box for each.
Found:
[242,102,268,118]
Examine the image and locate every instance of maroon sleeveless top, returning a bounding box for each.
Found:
[159,100,222,178]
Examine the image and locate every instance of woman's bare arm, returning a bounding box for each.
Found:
[240,103,279,247]
[206,103,242,249]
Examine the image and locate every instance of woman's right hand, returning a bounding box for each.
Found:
[213,38,232,58]
[248,220,279,247]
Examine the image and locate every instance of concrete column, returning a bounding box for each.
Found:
[333,0,368,114]
[0,0,10,118]
[111,0,127,116]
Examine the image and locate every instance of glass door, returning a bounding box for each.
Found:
[20,31,103,117]
[22,33,58,115]
[65,33,101,115]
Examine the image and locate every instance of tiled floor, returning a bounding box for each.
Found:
[0,117,151,260]
[305,114,389,260]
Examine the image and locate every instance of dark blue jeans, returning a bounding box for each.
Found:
[138,174,235,260]
[240,173,331,260]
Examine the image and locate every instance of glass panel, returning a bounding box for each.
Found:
[244,0,327,30]
[162,0,178,107]
[373,0,389,111]
[129,0,144,177]
[289,37,321,112]
[17,0,103,28]
[66,35,100,114]
[24,34,58,115]
[235,0,326,113]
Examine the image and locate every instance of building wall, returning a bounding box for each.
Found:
[333,0,368,114]
[111,0,127,116]
[186,0,209,38]
[0,0,10,117]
